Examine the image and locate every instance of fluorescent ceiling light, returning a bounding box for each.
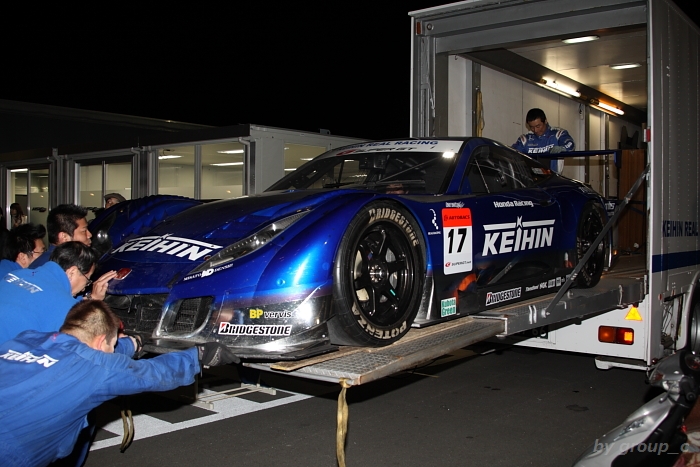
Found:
[210,162,244,166]
[10,168,28,172]
[284,168,296,171]
[216,150,244,154]
[300,158,313,161]
[159,155,182,160]
[562,35,599,44]
[610,63,641,70]
[596,102,625,115]
[541,79,581,98]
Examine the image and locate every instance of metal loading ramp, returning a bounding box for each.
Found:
[246,273,644,386]
[243,272,644,467]
[246,317,505,386]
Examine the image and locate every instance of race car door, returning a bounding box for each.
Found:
[448,144,564,313]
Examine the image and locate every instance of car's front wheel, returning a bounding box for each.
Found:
[328,201,425,346]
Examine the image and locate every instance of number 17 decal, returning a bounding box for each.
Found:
[442,208,473,275]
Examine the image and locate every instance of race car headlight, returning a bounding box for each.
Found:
[188,210,310,274]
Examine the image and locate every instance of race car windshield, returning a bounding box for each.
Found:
[268,151,457,194]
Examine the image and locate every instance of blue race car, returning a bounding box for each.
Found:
[90,138,607,359]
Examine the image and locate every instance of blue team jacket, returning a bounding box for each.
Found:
[0,331,200,466]
[0,259,21,278]
[0,261,80,345]
[512,124,575,171]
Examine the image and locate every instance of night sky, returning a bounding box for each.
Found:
[2,1,698,141]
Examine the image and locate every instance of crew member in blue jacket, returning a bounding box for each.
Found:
[0,222,46,277]
[512,108,575,173]
[0,241,117,344]
[30,204,92,269]
[0,300,239,467]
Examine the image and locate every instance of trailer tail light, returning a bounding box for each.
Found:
[599,326,634,345]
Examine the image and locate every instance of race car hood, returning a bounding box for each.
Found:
[102,190,364,274]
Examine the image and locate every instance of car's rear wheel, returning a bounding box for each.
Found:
[575,201,606,288]
[687,292,700,353]
[328,201,425,346]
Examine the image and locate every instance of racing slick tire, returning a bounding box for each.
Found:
[328,201,426,347]
[575,201,606,288]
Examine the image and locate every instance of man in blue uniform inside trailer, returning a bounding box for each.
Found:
[0,299,239,467]
[512,108,575,173]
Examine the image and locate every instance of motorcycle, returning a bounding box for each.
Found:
[573,350,700,467]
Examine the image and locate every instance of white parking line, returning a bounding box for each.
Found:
[90,389,313,451]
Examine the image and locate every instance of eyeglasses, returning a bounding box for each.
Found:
[78,269,93,290]
[28,250,45,257]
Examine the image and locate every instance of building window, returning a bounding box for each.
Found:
[201,142,245,199]
[79,165,103,216]
[158,146,195,197]
[105,161,132,203]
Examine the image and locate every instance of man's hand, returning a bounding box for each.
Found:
[550,145,564,154]
[90,270,118,300]
[197,342,240,368]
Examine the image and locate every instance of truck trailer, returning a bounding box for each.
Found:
[409,0,700,371]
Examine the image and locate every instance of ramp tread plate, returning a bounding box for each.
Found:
[280,318,503,382]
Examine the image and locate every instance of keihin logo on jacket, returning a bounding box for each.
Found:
[482,217,555,256]
[4,274,42,293]
[0,350,59,368]
[111,235,223,261]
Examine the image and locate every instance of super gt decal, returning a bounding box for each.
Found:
[111,234,223,261]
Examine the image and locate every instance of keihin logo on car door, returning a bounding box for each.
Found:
[482,217,555,256]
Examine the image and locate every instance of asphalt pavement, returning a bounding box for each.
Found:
[84,343,654,467]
